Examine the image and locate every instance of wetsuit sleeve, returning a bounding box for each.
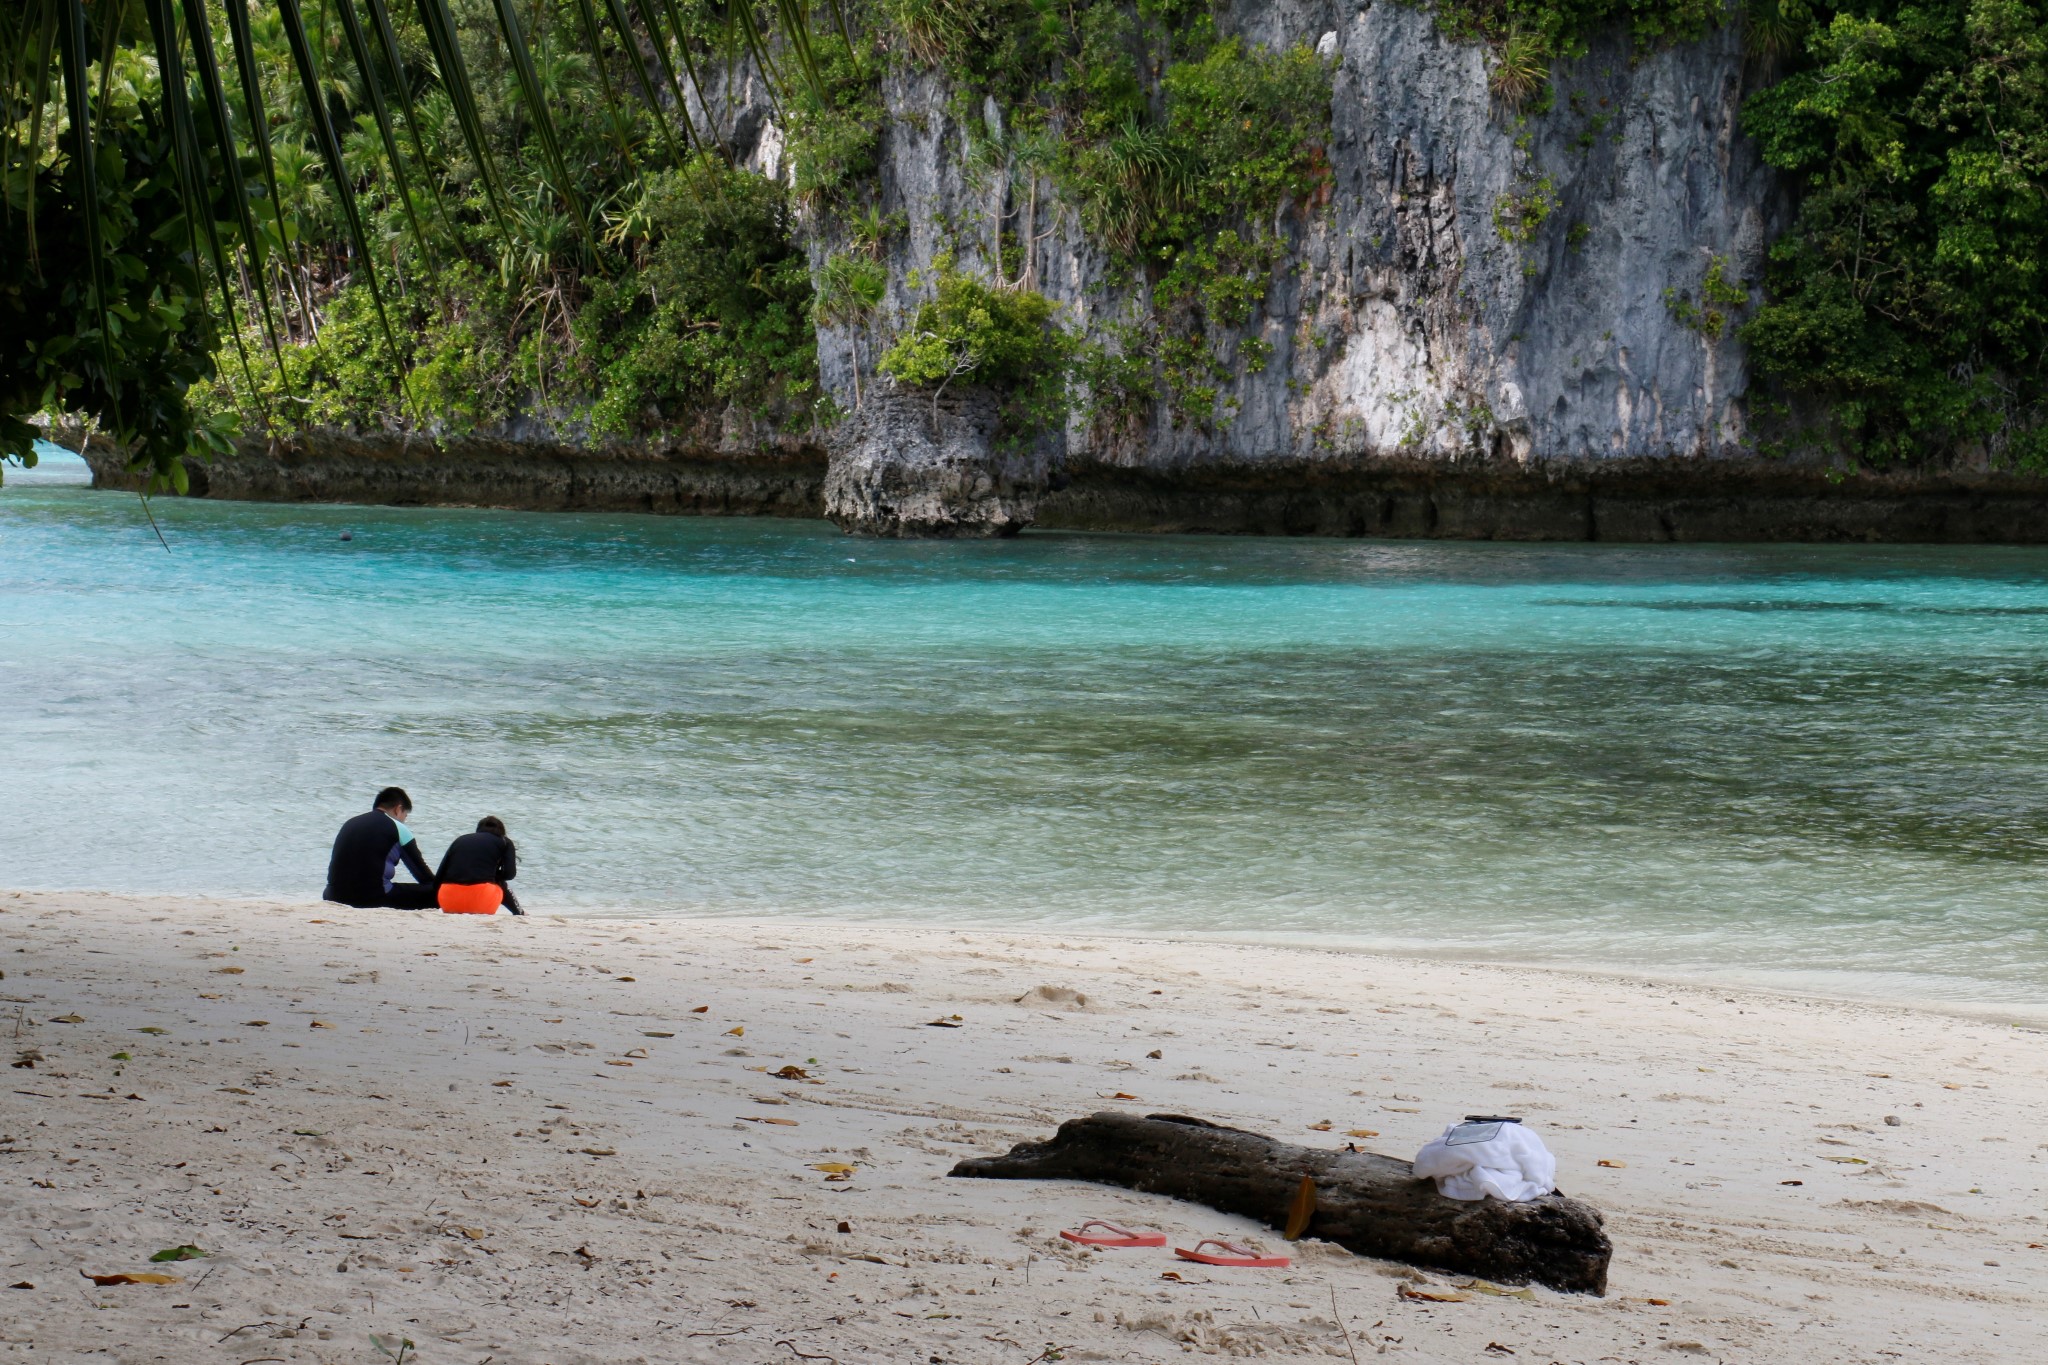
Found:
[401,836,437,888]
[500,840,517,882]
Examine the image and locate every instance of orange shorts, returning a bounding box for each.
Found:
[438,882,504,914]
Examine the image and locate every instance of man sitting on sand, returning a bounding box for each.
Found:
[323,786,438,909]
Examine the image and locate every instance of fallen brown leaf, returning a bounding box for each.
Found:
[643,1031,675,1038]
[603,1060,633,1067]
[1398,1284,1468,1303]
[572,1197,600,1208]
[772,1065,810,1080]
[1597,1159,1626,1169]
[1284,1175,1316,1241]
[242,1021,270,1028]
[82,1272,180,1286]
[1345,1129,1380,1138]
[580,1147,617,1156]
[1307,1121,1333,1132]
[616,976,636,982]
[724,1026,745,1037]
[811,1162,857,1174]
[309,1021,333,1029]
[50,1014,84,1024]
[214,967,244,975]
[691,1006,710,1014]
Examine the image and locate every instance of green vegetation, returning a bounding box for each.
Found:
[878,261,1070,435]
[1664,255,1750,342]
[2,65,235,484]
[1741,0,2048,465]
[14,0,2048,477]
[819,2,1335,431]
[3,0,819,485]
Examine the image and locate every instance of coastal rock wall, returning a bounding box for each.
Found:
[76,428,827,518]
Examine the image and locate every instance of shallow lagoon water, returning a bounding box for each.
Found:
[6,446,2046,1010]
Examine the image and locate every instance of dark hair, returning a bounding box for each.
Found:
[374,786,412,812]
[476,816,507,836]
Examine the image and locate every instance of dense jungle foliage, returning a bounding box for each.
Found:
[10,0,2048,477]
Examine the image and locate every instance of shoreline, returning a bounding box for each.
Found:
[15,883,2047,1029]
[5,890,2043,1363]
[68,431,2048,543]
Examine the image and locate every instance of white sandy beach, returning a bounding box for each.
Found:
[3,890,2044,1363]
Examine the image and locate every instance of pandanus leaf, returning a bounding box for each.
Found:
[592,0,685,165]
[143,0,258,429]
[53,0,110,398]
[178,0,287,378]
[329,0,437,284]
[411,0,511,237]
[486,0,588,238]
[361,0,455,237]
[220,0,292,264]
[567,0,650,174]
[274,0,409,411]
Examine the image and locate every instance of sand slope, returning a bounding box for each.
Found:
[2,891,2043,1363]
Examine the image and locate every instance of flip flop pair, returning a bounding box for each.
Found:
[1060,1219,1167,1248]
[1059,1222,1289,1268]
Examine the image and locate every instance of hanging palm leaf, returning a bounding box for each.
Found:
[2,0,826,487]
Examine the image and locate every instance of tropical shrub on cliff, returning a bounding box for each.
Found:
[878,263,1070,435]
[1741,0,2048,466]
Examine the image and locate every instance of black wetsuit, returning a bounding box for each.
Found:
[323,809,438,909]
[435,832,523,915]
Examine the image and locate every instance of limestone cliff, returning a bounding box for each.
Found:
[806,1,1782,533]
[63,5,2048,540]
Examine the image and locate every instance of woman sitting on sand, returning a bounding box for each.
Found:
[435,816,524,915]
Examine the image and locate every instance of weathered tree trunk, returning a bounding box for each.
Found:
[951,1112,1611,1294]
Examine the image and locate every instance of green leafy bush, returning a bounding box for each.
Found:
[3,104,232,484]
[878,264,1071,433]
[1740,0,2048,465]
[576,159,817,434]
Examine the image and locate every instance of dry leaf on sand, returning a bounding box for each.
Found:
[725,1026,745,1037]
[1398,1283,1469,1303]
[82,1272,180,1286]
[1597,1159,1626,1169]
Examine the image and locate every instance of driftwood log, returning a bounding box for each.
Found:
[951,1112,1611,1294]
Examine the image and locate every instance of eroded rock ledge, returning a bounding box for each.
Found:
[69,431,2048,542]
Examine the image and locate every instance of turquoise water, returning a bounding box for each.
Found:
[6,445,2047,1010]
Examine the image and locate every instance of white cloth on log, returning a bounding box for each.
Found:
[1413,1120,1556,1202]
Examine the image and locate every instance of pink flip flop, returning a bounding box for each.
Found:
[1173,1238,1290,1269]
[1060,1219,1168,1248]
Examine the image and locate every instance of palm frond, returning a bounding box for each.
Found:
[54,0,110,391]
[275,0,409,406]
[487,0,588,238]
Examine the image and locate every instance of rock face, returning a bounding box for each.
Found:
[807,0,1785,537]
[821,389,1046,536]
